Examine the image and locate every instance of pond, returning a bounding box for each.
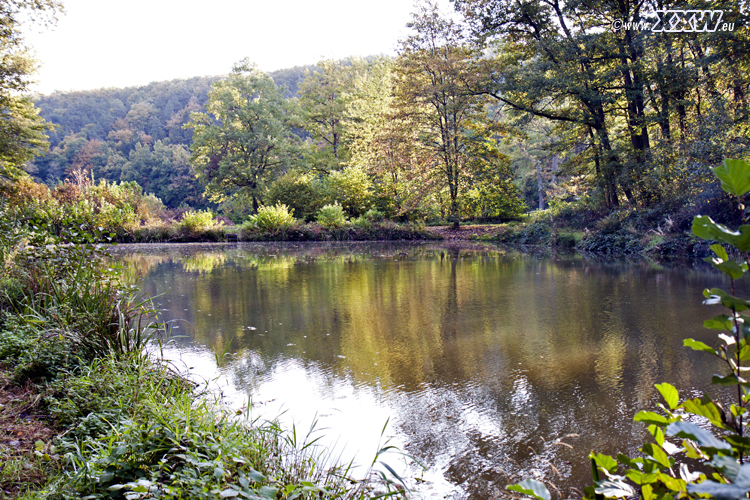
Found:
[114,241,728,500]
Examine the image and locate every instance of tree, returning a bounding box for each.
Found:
[186,60,300,213]
[297,59,355,173]
[347,56,437,218]
[454,0,750,208]
[395,0,509,228]
[0,0,61,183]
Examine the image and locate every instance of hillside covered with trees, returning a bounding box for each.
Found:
[6,0,749,249]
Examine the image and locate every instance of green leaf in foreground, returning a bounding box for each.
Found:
[655,383,679,410]
[711,159,750,198]
[595,480,636,498]
[667,421,732,451]
[506,479,551,500]
[684,338,718,355]
[692,216,750,253]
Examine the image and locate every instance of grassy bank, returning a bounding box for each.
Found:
[122,219,438,244]
[0,207,407,499]
[479,195,739,260]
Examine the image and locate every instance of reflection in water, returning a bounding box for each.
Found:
[113,242,727,500]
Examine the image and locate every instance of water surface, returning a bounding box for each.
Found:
[115,242,729,499]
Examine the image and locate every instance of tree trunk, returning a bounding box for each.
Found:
[537,162,545,210]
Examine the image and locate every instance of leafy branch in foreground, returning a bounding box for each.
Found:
[508,158,750,500]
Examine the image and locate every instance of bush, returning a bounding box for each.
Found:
[179,210,222,232]
[322,167,373,218]
[316,203,349,228]
[362,208,385,222]
[266,173,327,222]
[247,203,296,232]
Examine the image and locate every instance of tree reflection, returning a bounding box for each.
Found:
[118,242,726,499]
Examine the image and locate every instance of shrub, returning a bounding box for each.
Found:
[247,203,296,232]
[362,208,385,222]
[267,173,327,221]
[179,210,222,232]
[316,203,349,228]
[322,166,373,217]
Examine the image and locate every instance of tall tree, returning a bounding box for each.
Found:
[455,0,750,208]
[347,56,437,217]
[186,60,300,212]
[396,0,507,227]
[297,59,355,174]
[0,0,61,183]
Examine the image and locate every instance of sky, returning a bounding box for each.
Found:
[21,0,455,95]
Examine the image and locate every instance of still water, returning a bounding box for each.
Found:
[115,241,728,499]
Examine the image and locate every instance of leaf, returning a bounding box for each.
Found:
[656,472,686,491]
[641,483,654,500]
[625,469,658,485]
[220,489,240,498]
[692,216,750,253]
[258,486,278,499]
[711,159,750,198]
[506,479,551,500]
[707,259,750,279]
[735,464,750,488]
[682,396,729,428]
[34,440,45,451]
[99,472,115,483]
[648,425,665,446]
[245,468,265,483]
[594,480,636,498]
[634,411,669,426]
[593,453,618,474]
[713,374,747,386]
[710,243,730,260]
[709,455,741,481]
[655,383,679,410]
[642,443,672,469]
[666,421,732,451]
[684,338,718,355]
[705,315,736,331]
[703,288,750,312]
[688,480,750,500]
[720,333,738,346]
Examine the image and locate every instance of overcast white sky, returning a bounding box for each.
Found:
[22,0,455,95]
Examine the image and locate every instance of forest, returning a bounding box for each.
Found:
[11,0,747,248]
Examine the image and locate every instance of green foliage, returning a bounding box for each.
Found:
[266,172,327,221]
[457,0,750,210]
[508,158,750,500]
[395,3,505,227]
[1,176,168,239]
[187,60,301,211]
[0,0,60,183]
[323,166,373,217]
[298,59,355,173]
[0,205,164,381]
[316,203,349,228]
[247,203,296,232]
[179,210,222,232]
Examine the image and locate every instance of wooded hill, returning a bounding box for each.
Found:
[29,66,316,208]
